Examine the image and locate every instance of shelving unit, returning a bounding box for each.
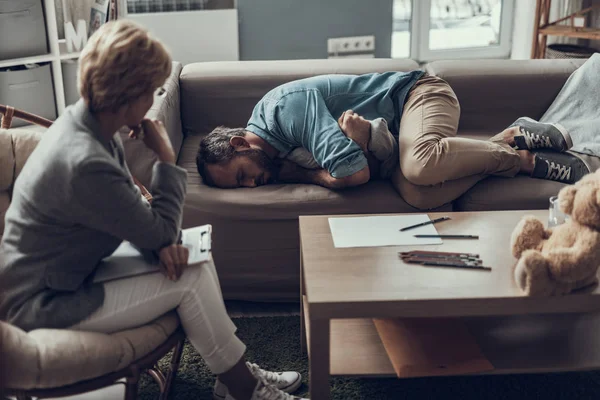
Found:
[0,0,83,118]
[531,0,600,58]
[1,0,238,120]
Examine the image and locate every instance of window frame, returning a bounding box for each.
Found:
[402,0,515,62]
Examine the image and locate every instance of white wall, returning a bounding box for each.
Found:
[511,0,536,59]
[127,9,239,65]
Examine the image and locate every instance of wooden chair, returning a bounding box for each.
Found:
[1,314,185,400]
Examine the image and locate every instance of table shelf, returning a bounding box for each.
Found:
[303,303,600,378]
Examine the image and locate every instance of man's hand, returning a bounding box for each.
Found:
[338,110,371,153]
[276,159,307,183]
[276,159,369,189]
[158,244,189,281]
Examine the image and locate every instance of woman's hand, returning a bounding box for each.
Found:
[129,119,176,164]
[158,244,189,281]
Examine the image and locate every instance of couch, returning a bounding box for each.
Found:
[0,57,592,303]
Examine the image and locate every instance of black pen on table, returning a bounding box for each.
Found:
[414,234,479,239]
[400,216,450,232]
[421,262,491,271]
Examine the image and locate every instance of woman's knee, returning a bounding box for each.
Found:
[179,260,220,293]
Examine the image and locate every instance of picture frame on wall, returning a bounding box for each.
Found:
[89,0,111,36]
[59,0,113,39]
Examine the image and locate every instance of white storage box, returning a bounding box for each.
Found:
[0,0,49,61]
[0,63,57,127]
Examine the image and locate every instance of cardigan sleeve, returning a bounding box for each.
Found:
[71,157,188,250]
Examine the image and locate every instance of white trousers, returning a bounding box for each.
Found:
[71,259,246,374]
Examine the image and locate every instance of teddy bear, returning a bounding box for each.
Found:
[510,169,600,296]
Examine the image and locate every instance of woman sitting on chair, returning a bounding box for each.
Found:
[0,20,306,400]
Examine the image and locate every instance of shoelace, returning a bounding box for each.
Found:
[255,379,296,400]
[545,160,572,181]
[247,362,284,385]
[521,128,552,149]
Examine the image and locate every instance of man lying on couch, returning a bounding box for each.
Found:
[196,68,594,209]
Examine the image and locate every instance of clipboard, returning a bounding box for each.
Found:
[92,224,212,284]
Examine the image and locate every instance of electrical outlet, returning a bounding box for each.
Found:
[327,35,376,58]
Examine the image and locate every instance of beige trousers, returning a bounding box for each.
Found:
[391,74,521,209]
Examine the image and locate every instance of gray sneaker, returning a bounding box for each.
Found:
[511,117,573,152]
[531,150,590,184]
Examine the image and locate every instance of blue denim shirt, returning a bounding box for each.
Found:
[246,70,424,178]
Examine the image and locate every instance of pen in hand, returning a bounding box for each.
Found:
[400,216,451,232]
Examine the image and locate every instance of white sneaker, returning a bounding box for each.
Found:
[220,378,308,400]
[213,362,303,399]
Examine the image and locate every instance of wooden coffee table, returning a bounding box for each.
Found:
[299,210,600,399]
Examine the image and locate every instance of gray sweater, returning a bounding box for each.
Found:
[0,100,187,331]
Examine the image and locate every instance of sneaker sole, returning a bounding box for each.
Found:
[567,150,593,175]
[518,116,574,150]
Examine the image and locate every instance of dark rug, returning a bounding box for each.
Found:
[139,316,600,400]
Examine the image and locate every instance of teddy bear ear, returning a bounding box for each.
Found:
[558,185,577,215]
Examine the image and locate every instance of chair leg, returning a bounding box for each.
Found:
[147,366,167,393]
[159,339,185,400]
[124,376,139,400]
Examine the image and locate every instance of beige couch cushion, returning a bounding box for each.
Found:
[455,176,566,212]
[1,312,179,390]
[12,129,44,178]
[180,58,421,135]
[0,128,44,237]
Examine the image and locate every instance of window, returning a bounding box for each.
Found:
[392,0,514,61]
[126,0,234,14]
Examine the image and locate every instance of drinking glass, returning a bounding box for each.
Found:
[548,195,568,228]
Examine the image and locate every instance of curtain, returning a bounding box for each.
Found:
[548,0,584,44]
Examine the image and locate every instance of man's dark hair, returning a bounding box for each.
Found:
[196,126,246,186]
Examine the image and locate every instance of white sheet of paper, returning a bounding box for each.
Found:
[328,215,443,248]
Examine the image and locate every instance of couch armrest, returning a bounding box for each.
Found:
[425,59,586,132]
[121,61,184,187]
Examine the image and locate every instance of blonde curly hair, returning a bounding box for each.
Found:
[79,20,172,113]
